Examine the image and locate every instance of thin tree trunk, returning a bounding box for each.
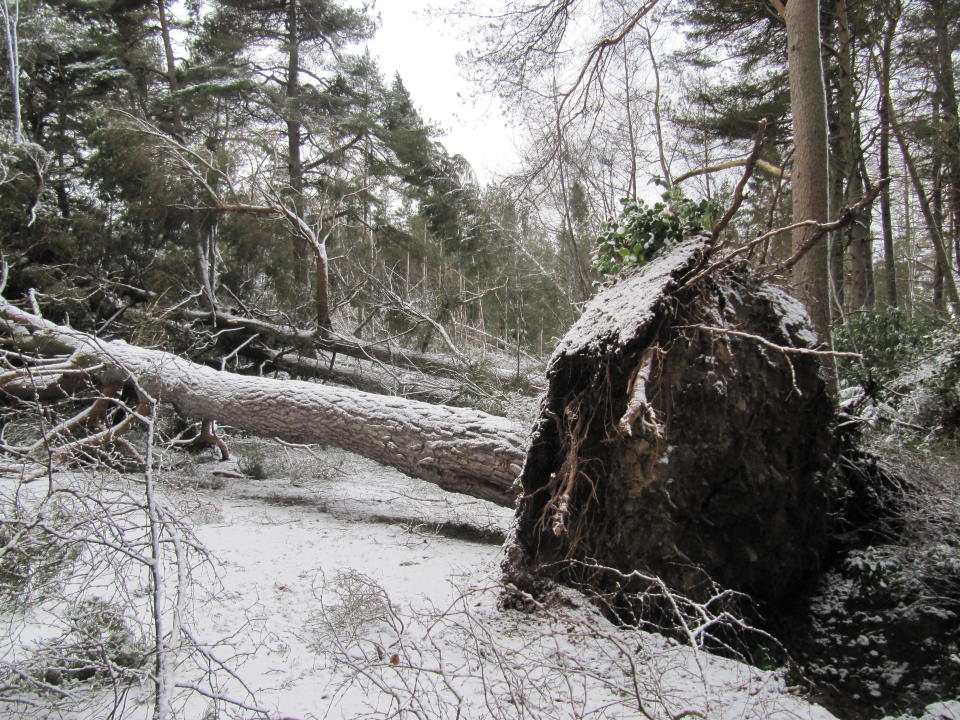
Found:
[929,0,960,270]
[314,237,331,330]
[557,157,592,302]
[828,0,854,314]
[904,178,915,316]
[1,0,21,144]
[891,102,960,311]
[848,163,875,310]
[643,24,670,190]
[932,103,946,315]
[877,7,899,308]
[157,0,219,317]
[622,46,638,199]
[786,0,832,340]
[0,300,525,507]
[286,0,308,287]
[156,0,182,131]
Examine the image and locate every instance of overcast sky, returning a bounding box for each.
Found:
[365,1,520,184]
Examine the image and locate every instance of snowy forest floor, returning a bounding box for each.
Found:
[2,437,960,720]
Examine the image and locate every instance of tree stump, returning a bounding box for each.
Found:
[505,239,837,607]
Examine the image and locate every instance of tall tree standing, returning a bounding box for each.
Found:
[876,3,900,308]
[927,0,960,275]
[1,0,22,143]
[785,0,831,339]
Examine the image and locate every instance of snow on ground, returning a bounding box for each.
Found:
[3,440,842,719]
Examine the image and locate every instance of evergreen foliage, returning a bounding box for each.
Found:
[592,189,719,277]
[834,309,940,386]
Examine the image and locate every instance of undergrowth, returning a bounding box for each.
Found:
[834,308,941,387]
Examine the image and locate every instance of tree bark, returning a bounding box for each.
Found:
[0,299,525,507]
[286,0,309,289]
[929,0,960,267]
[877,7,899,308]
[890,101,960,312]
[786,0,832,339]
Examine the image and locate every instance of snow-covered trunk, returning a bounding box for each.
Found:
[0,300,526,507]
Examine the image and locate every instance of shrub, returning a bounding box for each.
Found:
[834,309,941,387]
[31,598,146,687]
[592,189,719,277]
[0,501,80,607]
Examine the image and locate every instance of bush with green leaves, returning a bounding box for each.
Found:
[833,309,940,387]
[592,189,720,277]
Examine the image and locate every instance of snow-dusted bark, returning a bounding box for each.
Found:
[1,300,526,507]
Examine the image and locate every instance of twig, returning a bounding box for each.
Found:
[763,179,887,278]
[683,179,888,288]
[681,324,862,359]
[682,324,861,397]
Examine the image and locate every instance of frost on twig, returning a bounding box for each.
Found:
[311,571,819,720]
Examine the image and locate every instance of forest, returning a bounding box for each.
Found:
[1,0,959,718]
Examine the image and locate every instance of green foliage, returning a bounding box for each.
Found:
[834,309,940,386]
[0,500,80,607]
[31,598,146,687]
[592,189,719,277]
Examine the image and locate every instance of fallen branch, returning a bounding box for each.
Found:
[709,120,768,242]
[674,157,789,186]
[682,179,888,289]
[681,323,861,398]
[680,324,862,359]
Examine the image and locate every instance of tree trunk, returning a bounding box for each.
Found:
[929,0,960,266]
[828,0,854,315]
[786,0,832,340]
[314,239,331,330]
[847,164,875,311]
[891,101,960,311]
[157,0,220,318]
[878,7,899,308]
[156,0,183,132]
[0,299,525,507]
[1,0,22,144]
[286,0,308,288]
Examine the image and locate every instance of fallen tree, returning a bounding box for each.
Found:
[504,239,841,607]
[4,237,852,606]
[95,281,534,389]
[0,299,526,507]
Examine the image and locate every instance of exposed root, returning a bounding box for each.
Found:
[177,419,231,461]
[539,397,598,545]
[618,347,664,438]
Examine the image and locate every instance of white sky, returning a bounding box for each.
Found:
[365,1,520,184]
